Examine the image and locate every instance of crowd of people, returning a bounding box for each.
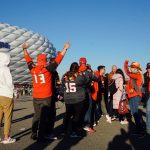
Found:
[0,41,149,144]
[13,85,32,99]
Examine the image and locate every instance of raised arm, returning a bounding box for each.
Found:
[46,42,70,72]
[124,60,139,79]
[22,43,35,70]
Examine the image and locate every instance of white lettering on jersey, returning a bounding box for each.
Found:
[65,83,76,93]
[33,74,46,84]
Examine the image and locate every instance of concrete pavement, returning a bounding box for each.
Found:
[0,96,150,150]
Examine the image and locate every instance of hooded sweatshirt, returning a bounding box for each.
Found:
[0,53,14,98]
[25,52,63,98]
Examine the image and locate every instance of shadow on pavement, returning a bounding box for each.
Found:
[107,108,150,150]
[13,108,27,112]
[12,113,34,124]
[107,128,132,150]
[23,124,87,150]
[23,112,87,150]
[11,112,65,142]
[12,128,32,140]
[107,127,150,150]
[53,130,87,150]
[1,113,34,127]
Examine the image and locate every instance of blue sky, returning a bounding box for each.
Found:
[1,0,150,75]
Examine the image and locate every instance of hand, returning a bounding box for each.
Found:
[22,43,28,49]
[63,42,70,50]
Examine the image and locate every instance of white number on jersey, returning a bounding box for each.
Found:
[65,83,76,93]
[33,74,46,84]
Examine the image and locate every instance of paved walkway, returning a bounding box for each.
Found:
[0,96,150,150]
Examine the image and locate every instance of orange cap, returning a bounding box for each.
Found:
[79,57,87,65]
[37,54,47,66]
[130,62,142,70]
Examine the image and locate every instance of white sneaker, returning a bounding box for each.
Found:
[106,115,112,123]
[83,127,90,131]
[106,115,110,120]
[2,137,16,144]
[93,123,97,127]
[120,120,128,125]
[44,134,58,140]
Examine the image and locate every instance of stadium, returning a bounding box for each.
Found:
[0,23,56,84]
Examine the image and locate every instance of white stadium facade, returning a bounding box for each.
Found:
[0,23,56,84]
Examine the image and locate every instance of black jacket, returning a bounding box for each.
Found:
[143,72,150,93]
[62,71,89,104]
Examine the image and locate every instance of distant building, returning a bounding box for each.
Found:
[0,23,56,84]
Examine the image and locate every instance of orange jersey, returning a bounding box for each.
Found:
[124,61,143,98]
[91,81,99,101]
[91,71,99,101]
[25,53,63,98]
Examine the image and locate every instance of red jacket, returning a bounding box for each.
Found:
[91,70,99,101]
[25,53,63,98]
[124,61,143,98]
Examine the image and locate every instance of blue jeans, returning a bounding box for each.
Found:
[84,94,92,127]
[146,93,150,130]
[129,96,143,131]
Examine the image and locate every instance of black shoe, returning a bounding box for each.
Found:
[70,132,81,138]
[31,133,38,140]
[37,138,46,142]
[130,131,145,137]
[44,134,58,140]
[138,133,145,139]
[130,131,141,136]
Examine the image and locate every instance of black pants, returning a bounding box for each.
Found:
[47,96,56,135]
[108,94,114,117]
[90,100,96,128]
[32,97,51,138]
[63,100,85,133]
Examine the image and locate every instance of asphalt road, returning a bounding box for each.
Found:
[0,96,150,150]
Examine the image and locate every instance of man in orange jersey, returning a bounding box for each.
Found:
[22,42,70,141]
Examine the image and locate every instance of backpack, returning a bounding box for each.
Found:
[108,79,117,95]
[118,100,129,114]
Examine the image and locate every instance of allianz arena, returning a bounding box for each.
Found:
[0,23,56,84]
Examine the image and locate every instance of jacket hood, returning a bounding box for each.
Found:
[112,73,122,80]
[37,54,47,66]
[0,52,10,66]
